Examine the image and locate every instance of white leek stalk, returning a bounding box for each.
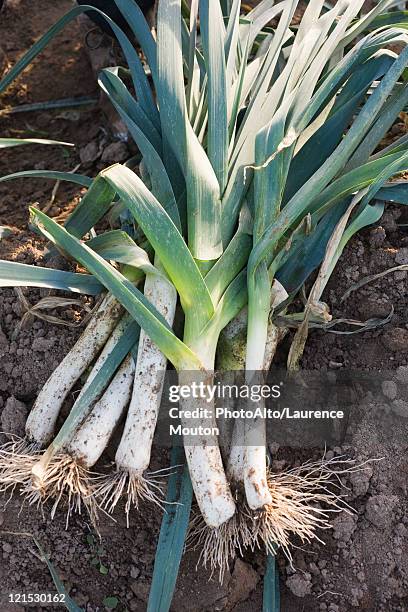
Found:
[26,293,122,447]
[217,308,247,485]
[179,358,236,529]
[24,314,138,522]
[114,271,176,474]
[66,315,136,467]
[96,267,178,515]
[67,354,135,468]
[0,293,123,505]
[73,313,130,403]
[223,282,288,507]
[179,310,237,529]
[243,280,288,510]
[188,295,287,577]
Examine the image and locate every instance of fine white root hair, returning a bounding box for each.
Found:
[188,497,257,582]
[92,469,166,526]
[0,436,41,498]
[21,452,99,528]
[255,456,357,562]
[189,455,364,581]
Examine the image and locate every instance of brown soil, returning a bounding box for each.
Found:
[0,2,407,612]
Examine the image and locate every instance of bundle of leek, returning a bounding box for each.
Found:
[1,0,408,575]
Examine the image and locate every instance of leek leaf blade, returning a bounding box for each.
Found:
[147,447,193,612]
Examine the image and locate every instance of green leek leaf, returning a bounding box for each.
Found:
[0,260,102,295]
[147,447,193,612]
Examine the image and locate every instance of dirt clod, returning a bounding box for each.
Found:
[349,465,373,498]
[0,395,28,438]
[31,336,56,352]
[365,494,398,529]
[395,247,408,265]
[286,572,312,598]
[381,327,408,352]
[101,141,129,163]
[382,379,397,400]
[130,581,149,602]
[368,226,386,247]
[79,140,101,164]
[392,399,408,418]
[0,325,7,345]
[227,559,259,608]
[332,512,357,542]
[396,365,408,384]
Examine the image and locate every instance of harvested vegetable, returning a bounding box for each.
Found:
[1,0,408,590]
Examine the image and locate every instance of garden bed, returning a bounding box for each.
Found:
[0,1,407,611]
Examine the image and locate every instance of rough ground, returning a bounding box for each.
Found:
[0,1,407,611]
